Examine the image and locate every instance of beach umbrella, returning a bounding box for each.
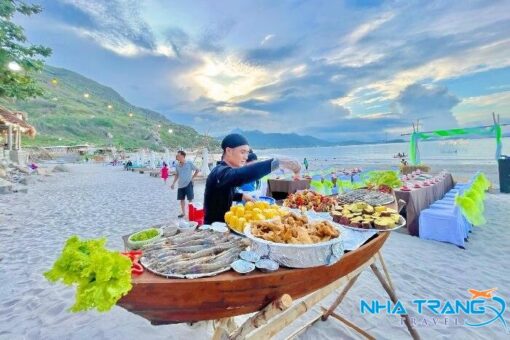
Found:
[164,148,171,166]
[150,151,156,169]
[201,148,210,177]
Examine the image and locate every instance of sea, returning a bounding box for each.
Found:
[256,137,508,166]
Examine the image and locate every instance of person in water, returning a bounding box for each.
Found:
[204,133,300,224]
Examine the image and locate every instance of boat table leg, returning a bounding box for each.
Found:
[229,294,293,340]
[320,307,376,340]
[212,318,234,340]
[370,263,421,340]
[242,258,374,340]
[376,251,395,292]
[321,272,361,321]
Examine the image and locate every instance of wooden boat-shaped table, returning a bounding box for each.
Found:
[118,232,420,339]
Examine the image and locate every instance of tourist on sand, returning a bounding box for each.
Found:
[161,162,169,184]
[204,133,301,224]
[304,157,309,171]
[171,150,199,218]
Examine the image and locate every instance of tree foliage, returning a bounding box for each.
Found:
[0,0,51,99]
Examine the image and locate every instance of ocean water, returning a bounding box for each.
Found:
[256,137,508,166]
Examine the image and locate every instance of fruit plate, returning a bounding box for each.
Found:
[227,223,248,237]
[339,215,406,232]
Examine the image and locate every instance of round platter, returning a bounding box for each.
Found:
[339,216,406,232]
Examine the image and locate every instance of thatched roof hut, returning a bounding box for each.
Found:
[0,106,37,137]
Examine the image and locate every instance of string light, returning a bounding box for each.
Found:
[7,61,22,72]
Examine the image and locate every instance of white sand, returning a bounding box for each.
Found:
[0,164,509,339]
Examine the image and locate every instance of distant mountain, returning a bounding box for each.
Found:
[0,65,218,151]
[224,129,334,149]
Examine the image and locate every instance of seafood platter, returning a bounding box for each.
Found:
[139,228,250,279]
[283,190,336,212]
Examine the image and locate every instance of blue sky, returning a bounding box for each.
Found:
[16,0,510,142]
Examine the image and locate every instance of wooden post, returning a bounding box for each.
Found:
[16,127,21,150]
[230,294,293,340]
[247,258,374,339]
[377,252,395,292]
[213,318,233,340]
[370,264,421,340]
[321,272,361,321]
[321,308,376,340]
[7,125,13,151]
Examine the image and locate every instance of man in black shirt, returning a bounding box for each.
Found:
[204,133,300,224]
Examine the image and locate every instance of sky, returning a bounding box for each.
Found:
[15,0,510,142]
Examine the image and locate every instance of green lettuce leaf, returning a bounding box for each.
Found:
[44,236,132,313]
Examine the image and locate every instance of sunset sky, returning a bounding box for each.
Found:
[17,0,510,141]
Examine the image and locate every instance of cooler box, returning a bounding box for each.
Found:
[499,157,510,193]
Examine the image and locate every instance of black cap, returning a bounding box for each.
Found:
[221,133,249,150]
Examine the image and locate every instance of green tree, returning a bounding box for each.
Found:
[0,0,51,99]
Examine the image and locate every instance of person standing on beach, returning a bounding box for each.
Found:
[171,151,199,218]
[161,162,169,184]
[304,157,309,171]
[204,133,301,224]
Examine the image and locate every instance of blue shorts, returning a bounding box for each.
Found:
[177,182,194,201]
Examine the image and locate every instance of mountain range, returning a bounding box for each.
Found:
[0,66,218,151]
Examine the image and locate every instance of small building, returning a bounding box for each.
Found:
[0,106,36,164]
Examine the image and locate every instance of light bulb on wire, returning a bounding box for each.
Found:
[7,61,22,72]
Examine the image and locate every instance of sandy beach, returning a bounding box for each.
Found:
[1,163,509,339]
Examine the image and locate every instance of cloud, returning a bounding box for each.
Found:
[59,0,157,55]
[394,83,460,130]
[164,27,191,58]
[344,12,395,45]
[304,114,409,142]
[196,19,236,53]
[244,44,298,65]
[23,0,510,140]
[182,55,280,103]
[260,34,275,45]
[453,91,510,125]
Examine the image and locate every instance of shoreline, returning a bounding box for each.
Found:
[0,163,508,339]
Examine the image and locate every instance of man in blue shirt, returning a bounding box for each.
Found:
[204,134,300,224]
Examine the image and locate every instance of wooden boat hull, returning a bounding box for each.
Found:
[117,232,389,325]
